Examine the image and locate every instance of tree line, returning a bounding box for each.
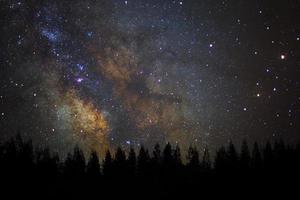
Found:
[0,135,299,198]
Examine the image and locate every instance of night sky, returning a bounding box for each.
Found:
[1,0,300,157]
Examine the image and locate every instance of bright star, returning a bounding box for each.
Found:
[76,78,84,83]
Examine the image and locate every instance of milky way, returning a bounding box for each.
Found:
[1,0,300,157]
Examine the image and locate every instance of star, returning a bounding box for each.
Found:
[1,0,300,160]
[76,78,84,83]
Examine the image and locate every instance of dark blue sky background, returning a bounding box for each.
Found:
[1,0,300,157]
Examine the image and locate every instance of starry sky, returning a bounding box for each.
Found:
[1,0,300,157]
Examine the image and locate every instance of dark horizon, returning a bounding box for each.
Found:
[0,134,299,198]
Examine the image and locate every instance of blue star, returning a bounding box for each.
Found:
[76,63,85,71]
[41,29,60,42]
[86,32,93,37]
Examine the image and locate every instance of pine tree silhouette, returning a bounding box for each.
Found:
[137,146,150,176]
[86,150,101,178]
[240,140,251,170]
[174,145,182,166]
[151,143,162,177]
[263,141,273,169]
[114,147,127,177]
[153,143,161,163]
[72,145,86,178]
[0,133,299,198]
[36,148,59,180]
[251,142,262,170]
[187,146,200,177]
[227,141,238,171]
[63,146,85,180]
[163,143,173,165]
[103,150,113,178]
[187,146,200,167]
[127,147,136,176]
[202,146,211,171]
[214,146,227,174]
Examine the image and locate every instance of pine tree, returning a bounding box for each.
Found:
[240,140,251,170]
[214,146,227,173]
[202,147,211,170]
[187,146,200,168]
[86,150,100,178]
[114,147,126,166]
[152,143,161,164]
[137,146,150,176]
[127,147,136,176]
[251,142,262,169]
[263,141,273,169]
[174,145,182,166]
[163,143,173,167]
[72,146,86,178]
[227,141,238,171]
[103,150,113,177]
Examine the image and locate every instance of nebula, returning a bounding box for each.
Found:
[1,0,299,158]
[55,90,110,156]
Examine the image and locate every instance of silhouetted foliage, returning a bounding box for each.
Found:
[202,146,211,171]
[214,146,227,174]
[127,147,136,176]
[103,150,112,177]
[137,146,150,176]
[86,150,100,178]
[240,140,251,170]
[251,142,262,170]
[227,141,238,172]
[0,134,300,198]
[113,147,127,177]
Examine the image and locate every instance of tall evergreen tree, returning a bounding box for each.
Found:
[163,143,173,167]
[114,147,126,166]
[86,150,100,178]
[187,146,200,168]
[137,146,150,176]
[214,146,227,173]
[263,141,273,169]
[72,145,86,177]
[152,143,161,164]
[227,141,238,171]
[36,148,58,179]
[251,142,262,169]
[174,145,182,166]
[274,139,286,169]
[240,140,251,170]
[202,147,211,170]
[103,150,113,177]
[127,147,136,176]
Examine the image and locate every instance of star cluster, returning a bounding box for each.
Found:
[0,0,300,157]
